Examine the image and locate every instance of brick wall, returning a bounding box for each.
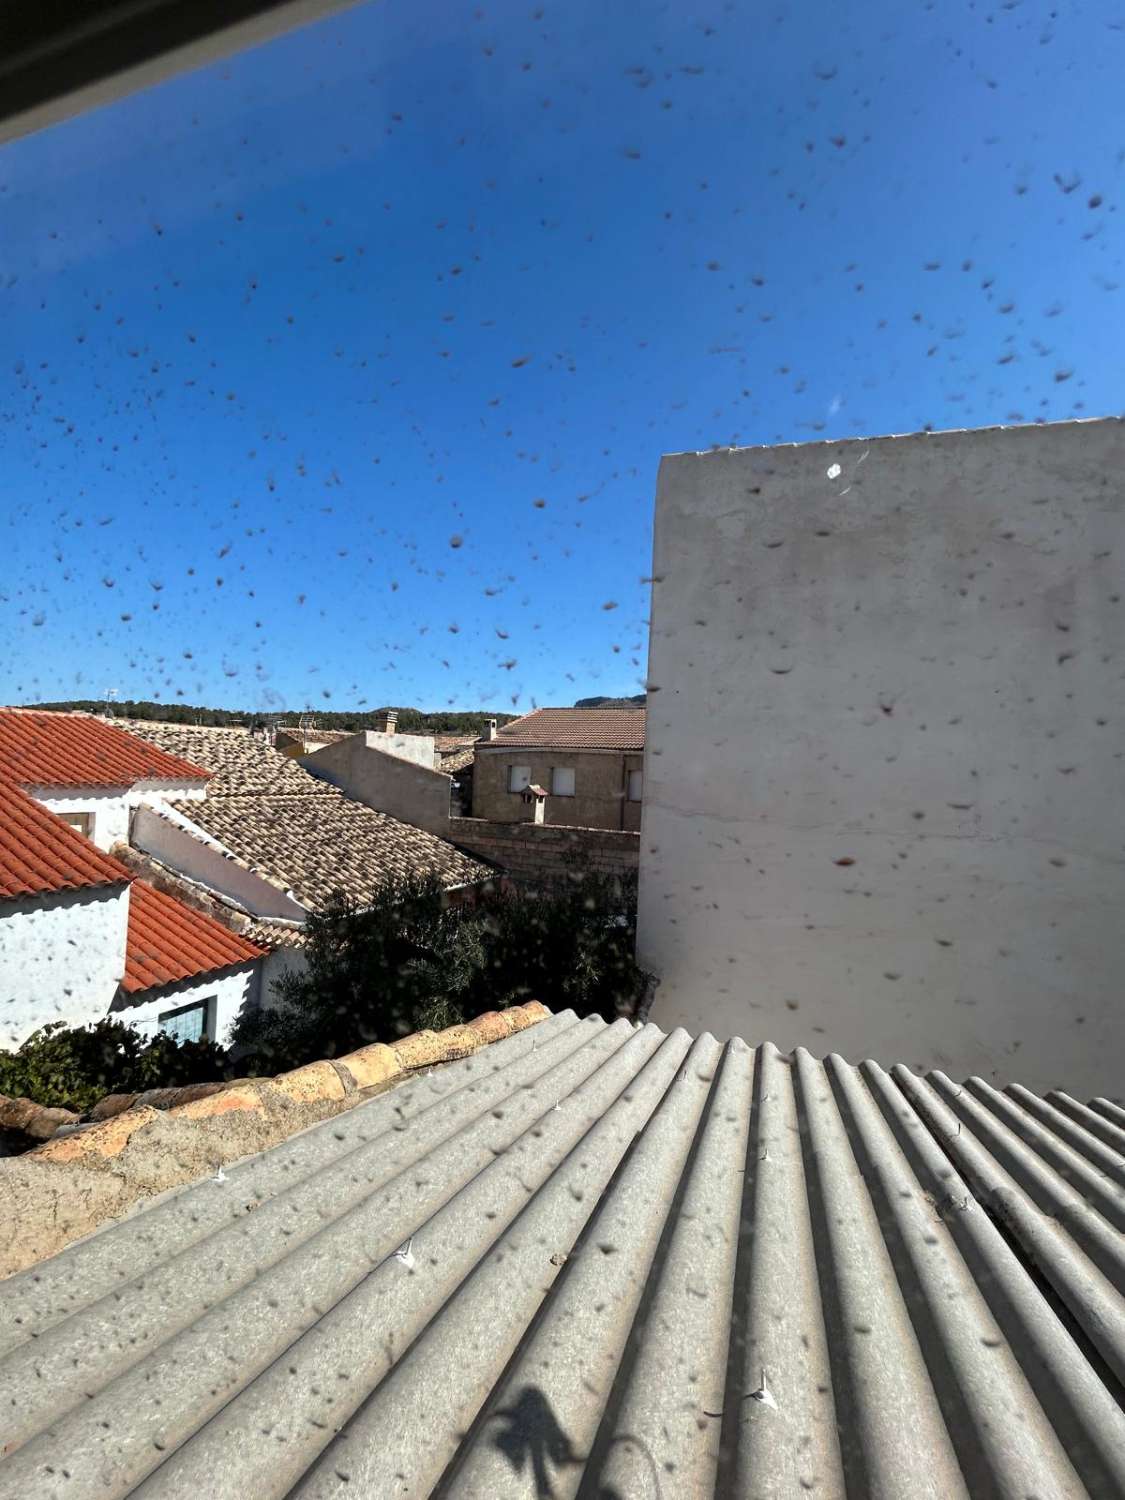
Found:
[448,817,639,887]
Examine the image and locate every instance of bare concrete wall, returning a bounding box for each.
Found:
[370,731,437,768]
[449,818,639,889]
[472,748,643,830]
[302,734,451,834]
[639,418,1125,1096]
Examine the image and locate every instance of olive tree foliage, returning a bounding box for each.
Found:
[230,867,647,1073]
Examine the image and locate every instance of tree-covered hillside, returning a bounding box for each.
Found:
[25,701,516,735]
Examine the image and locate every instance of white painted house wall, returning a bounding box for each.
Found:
[259,945,309,1007]
[132,805,306,920]
[639,418,1125,1097]
[27,779,205,854]
[369,731,438,768]
[29,787,132,852]
[111,963,259,1047]
[0,885,131,1048]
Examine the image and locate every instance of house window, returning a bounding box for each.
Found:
[551,766,575,797]
[627,769,643,802]
[58,810,94,838]
[158,999,212,1044]
[508,764,532,793]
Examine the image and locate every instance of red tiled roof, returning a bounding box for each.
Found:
[0,711,211,789]
[487,707,646,750]
[0,782,132,900]
[121,880,265,994]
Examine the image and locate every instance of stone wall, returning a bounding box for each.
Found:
[472,748,643,831]
[448,817,639,887]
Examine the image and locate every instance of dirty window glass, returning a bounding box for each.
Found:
[3,1,1119,716]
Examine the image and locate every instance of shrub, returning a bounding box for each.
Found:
[230,876,487,1073]
[0,1019,228,1115]
[230,866,649,1074]
[471,869,646,1023]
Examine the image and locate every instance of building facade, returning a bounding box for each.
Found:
[0,713,266,1048]
[471,709,645,831]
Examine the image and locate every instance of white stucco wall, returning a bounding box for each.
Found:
[258,945,309,1008]
[27,779,205,854]
[639,418,1125,1096]
[0,886,131,1047]
[132,806,306,920]
[29,787,132,852]
[368,731,437,768]
[111,963,259,1047]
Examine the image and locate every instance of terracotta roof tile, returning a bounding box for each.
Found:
[124,721,494,905]
[0,711,210,789]
[243,919,310,950]
[121,880,265,994]
[439,746,476,774]
[121,722,336,797]
[0,782,132,900]
[174,792,490,908]
[488,706,646,750]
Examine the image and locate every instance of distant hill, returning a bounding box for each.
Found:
[24,700,516,735]
[573,694,646,709]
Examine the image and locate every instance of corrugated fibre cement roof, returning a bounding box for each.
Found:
[1,1010,1123,1498]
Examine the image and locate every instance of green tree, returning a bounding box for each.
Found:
[0,1020,228,1114]
[230,868,648,1074]
[231,875,487,1072]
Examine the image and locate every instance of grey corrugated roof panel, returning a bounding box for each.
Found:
[1,1021,1124,1499]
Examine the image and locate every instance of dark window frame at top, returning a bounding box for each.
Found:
[157,996,215,1043]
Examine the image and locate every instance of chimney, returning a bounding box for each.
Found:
[380,709,398,735]
[486,718,498,741]
[521,784,547,824]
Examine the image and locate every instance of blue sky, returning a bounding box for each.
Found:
[2,0,1122,714]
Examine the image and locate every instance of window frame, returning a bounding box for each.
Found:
[551,766,576,797]
[57,809,94,838]
[627,769,643,802]
[507,764,532,793]
[156,998,213,1044]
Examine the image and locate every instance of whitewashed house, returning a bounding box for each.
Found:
[0,712,266,1049]
[0,782,134,1047]
[1,710,495,1052]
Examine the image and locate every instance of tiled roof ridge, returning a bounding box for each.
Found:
[0,781,133,900]
[0,710,212,788]
[121,881,266,995]
[489,705,646,749]
[0,1003,552,1273]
